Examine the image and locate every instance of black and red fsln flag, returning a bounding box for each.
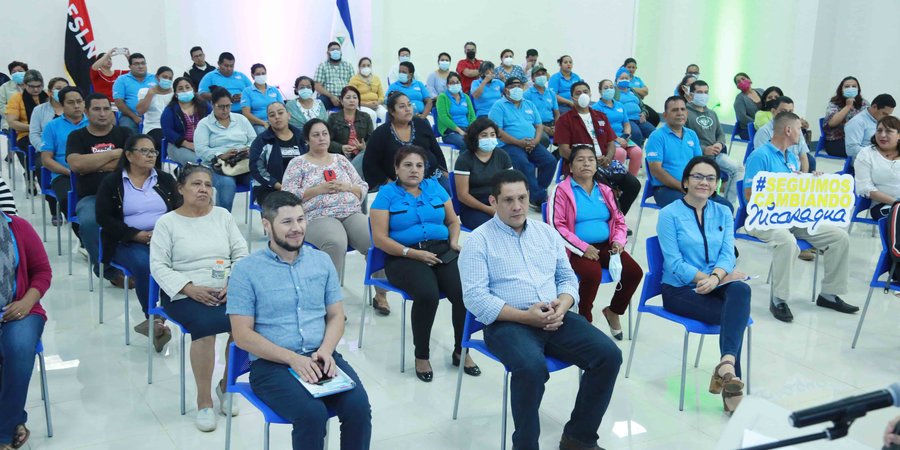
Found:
[65,0,99,90]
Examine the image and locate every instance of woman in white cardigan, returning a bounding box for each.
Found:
[854,115,900,220]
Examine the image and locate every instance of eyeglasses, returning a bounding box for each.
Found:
[214,103,232,110]
[131,148,159,156]
[25,84,43,89]
[688,173,717,183]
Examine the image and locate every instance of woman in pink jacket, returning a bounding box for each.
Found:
[547,144,642,340]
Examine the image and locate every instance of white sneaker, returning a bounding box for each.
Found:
[72,245,88,260]
[195,407,217,432]
[216,383,239,416]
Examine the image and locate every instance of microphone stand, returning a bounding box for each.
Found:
[741,405,866,450]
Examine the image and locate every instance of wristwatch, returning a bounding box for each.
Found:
[711,273,722,282]
[402,247,410,257]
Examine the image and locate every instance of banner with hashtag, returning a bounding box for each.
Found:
[744,172,855,233]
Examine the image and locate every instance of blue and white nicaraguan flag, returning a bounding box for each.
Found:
[331,0,357,65]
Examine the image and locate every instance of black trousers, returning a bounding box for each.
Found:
[384,246,465,360]
[50,174,78,236]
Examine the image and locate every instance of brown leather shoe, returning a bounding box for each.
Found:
[109,273,127,289]
[798,248,817,261]
[559,434,604,450]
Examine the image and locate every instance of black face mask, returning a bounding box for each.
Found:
[466,51,476,60]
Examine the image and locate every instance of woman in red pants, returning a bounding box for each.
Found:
[547,144,643,340]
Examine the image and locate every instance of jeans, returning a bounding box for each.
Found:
[441,131,467,153]
[77,195,117,279]
[319,95,339,110]
[806,153,817,172]
[212,172,251,212]
[714,151,743,205]
[165,143,198,166]
[250,354,372,450]
[653,186,734,212]
[504,144,555,205]
[610,172,641,216]
[483,312,621,450]
[252,124,267,136]
[118,115,141,134]
[0,314,45,443]
[629,119,656,147]
[114,242,151,318]
[460,193,492,230]
[49,175,72,233]
[660,282,751,377]
[384,248,465,359]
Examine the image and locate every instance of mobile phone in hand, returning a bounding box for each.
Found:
[323,169,337,182]
[315,359,333,385]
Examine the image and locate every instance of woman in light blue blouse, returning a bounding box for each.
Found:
[549,55,582,115]
[656,156,750,416]
[622,58,648,99]
[614,67,655,147]
[426,52,452,98]
[470,61,504,117]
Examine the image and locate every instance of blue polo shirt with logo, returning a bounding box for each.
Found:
[39,114,88,182]
[112,72,157,112]
[385,80,431,114]
[198,69,252,112]
[524,86,559,123]
[488,97,541,146]
[240,85,285,121]
[744,142,800,185]
[645,124,702,187]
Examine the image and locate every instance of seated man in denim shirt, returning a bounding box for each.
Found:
[228,191,371,450]
[459,169,621,450]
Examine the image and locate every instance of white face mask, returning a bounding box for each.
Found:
[360,67,372,76]
[608,253,623,283]
[577,93,591,108]
[502,57,514,67]
[254,75,267,85]
[438,61,450,71]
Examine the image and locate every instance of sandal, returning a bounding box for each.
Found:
[10,424,29,449]
[722,390,744,415]
[372,297,390,316]
[709,360,744,394]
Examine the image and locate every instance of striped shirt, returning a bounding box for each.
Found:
[459,216,579,325]
[0,175,17,215]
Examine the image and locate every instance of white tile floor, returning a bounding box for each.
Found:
[5,142,900,449]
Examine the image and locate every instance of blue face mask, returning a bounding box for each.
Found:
[176,91,195,102]
[438,61,450,71]
[10,72,25,85]
[297,88,314,100]
[329,50,342,61]
[508,87,524,101]
[478,137,498,152]
[158,78,173,90]
[601,88,615,100]
[691,93,710,107]
[534,75,547,87]
[617,79,630,89]
[448,84,461,94]
[843,87,858,99]
[397,73,409,83]
[399,56,410,63]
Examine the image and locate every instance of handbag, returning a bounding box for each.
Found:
[213,150,250,176]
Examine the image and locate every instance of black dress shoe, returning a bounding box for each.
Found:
[559,434,604,450]
[769,301,794,322]
[452,352,482,376]
[415,369,433,382]
[815,295,859,314]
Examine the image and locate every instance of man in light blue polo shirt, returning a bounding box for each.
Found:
[111,53,156,133]
[646,96,731,210]
[39,86,87,230]
[198,52,251,112]
[743,111,856,323]
[845,93,895,158]
[488,76,556,209]
[228,191,372,449]
[523,64,558,148]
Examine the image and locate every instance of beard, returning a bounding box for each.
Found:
[272,232,303,252]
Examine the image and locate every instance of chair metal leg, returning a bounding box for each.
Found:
[225,392,235,450]
[811,252,820,303]
[679,331,689,411]
[41,195,47,242]
[124,277,131,346]
[55,212,61,256]
[452,347,467,419]
[180,334,186,415]
[264,422,271,450]
[746,326,752,395]
[629,209,645,254]
[624,311,643,378]
[400,299,407,373]
[694,335,704,368]
[248,212,254,252]
[851,287,875,349]
[766,260,773,284]
[67,225,72,276]
[501,372,509,450]
[99,273,105,324]
[357,284,370,350]
[147,313,154,384]
[38,351,53,437]
[627,299,633,340]
[88,263,94,292]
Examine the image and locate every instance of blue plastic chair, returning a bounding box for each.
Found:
[847,196,878,235]
[35,340,53,438]
[728,121,750,150]
[451,311,573,450]
[97,226,133,343]
[837,157,854,176]
[236,179,252,224]
[355,223,447,373]
[815,117,845,160]
[742,123,757,164]
[66,174,93,291]
[159,137,183,173]
[146,276,191,415]
[224,342,334,450]
[851,218,897,348]
[624,236,753,411]
[553,159,564,184]
[5,129,27,192]
[734,180,819,303]
[629,158,661,254]
[39,167,62,255]
[447,172,473,233]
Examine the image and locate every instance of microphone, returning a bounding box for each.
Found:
[790,383,900,429]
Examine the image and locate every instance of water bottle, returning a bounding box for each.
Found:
[211,259,226,280]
